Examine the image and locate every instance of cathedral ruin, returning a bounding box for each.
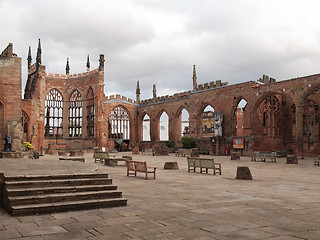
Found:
[1,40,320,158]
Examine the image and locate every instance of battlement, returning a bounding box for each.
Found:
[195,80,228,91]
[140,90,191,106]
[257,74,276,84]
[105,94,135,104]
[45,68,100,79]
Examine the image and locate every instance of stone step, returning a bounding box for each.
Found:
[10,198,128,216]
[8,190,123,205]
[4,173,109,181]
[5,178,112,188]
[6,184,118,196]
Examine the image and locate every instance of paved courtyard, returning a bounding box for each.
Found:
[0,152,320,240]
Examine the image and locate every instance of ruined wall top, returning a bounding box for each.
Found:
[44,68,100,79]
[257,74,276,84]
[104,94,135,104]
[0,43,15,59]
[139,79,228,106]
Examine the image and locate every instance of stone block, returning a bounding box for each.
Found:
[236,166,253,180]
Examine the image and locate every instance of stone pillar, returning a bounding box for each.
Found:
[150,116,159,146]
[168,116,175,143]
[295,104,304,158]
[7,120,22,152]
[63,100,70,139]
[82,98,88,138]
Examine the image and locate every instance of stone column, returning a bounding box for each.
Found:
[150,116,159,146]
[295,103,304,158]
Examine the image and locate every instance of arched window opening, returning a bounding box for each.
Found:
[180,108,189,137]
[45,89,63,137]
[69,89,83,137]
[303,99,319,141]
[143,114,150,141]
[21,110,30,142]
[202,105,215,137]
[234,99,249,136]
[108,106,130,139]
[160,111,169,141]
[86,88,95,137]
[258,95,281,136]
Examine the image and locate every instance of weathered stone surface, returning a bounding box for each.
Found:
[235,166,253,180]
[164,162,179,170]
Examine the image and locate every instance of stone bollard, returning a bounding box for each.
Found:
[236,166,253,180]
[164,162,179,170]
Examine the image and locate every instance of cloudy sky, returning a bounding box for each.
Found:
[2,0,320,100]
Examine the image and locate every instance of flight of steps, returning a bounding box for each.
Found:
[1,173,127,216]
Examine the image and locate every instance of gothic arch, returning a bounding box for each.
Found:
[232,97,251,136]
[44,88,63,137]
[21,110,30,143]
[108,105,131,140]
[175,106,190,138]
[141,113,151,142]
[69,89,83,137]
[158,110,169,141]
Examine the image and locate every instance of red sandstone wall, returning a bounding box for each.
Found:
[0,55,22,151]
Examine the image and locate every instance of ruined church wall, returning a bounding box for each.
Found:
[0,55,22,151]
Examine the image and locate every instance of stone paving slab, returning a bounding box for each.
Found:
[1,153,320,239]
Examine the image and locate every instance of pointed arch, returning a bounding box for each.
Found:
[108,105,130,140]
[45,88,63,137]
[176,107,190,137]
[142,113,151,141]
[159,110,169,141]
[202,104,215,137]
[233,98,250,136]
[21,110,30,143]
[86,87,95,137]
[69,89,83,137]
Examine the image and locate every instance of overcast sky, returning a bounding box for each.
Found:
[2,0,320,100]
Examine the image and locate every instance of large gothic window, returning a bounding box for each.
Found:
[142,114,151,141]
[69,89,82,137]
[159,111,169,141]
[21,110,30,142]
[303,99,319,141]
[108,106,130,139]
[86,88,95,137]
[259,95,281,136]
[45,89,63,137]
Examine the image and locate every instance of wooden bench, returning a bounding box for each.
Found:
[94,151,109,163]
[315,155,320,166]
[126,160,156,179]
[175,149,192,157]
[187,157,221,175]
[105,157,127,166]
[251,151,277,163]
[142,148,154,156]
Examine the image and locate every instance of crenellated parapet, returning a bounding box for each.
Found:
[257,74,276,84]
[45,68,100,79]
[140,90,192,106]
[194,80,228,91]
[104,94,135,104]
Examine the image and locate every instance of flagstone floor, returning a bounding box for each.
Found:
[0,152,319,240]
